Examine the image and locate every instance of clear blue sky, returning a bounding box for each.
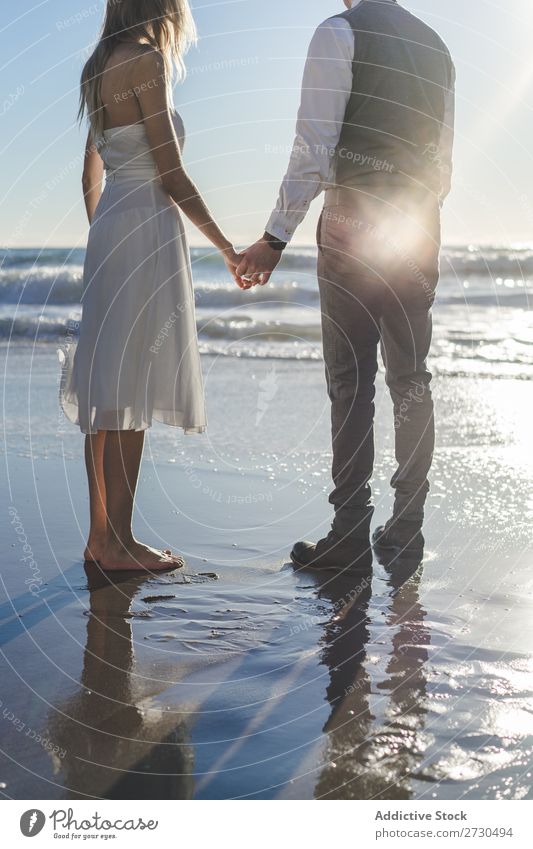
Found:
[2,0,533,248]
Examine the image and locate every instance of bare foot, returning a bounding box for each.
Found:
[84,535,107,563]
[96,540,185,572]
[84,538,183,568]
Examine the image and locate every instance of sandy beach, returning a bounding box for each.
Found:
[2,342,532,800]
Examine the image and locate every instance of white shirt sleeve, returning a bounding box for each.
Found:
[265,17,355,243]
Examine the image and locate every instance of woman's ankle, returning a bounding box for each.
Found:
[105,531,135,553]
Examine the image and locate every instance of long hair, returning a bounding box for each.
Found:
[79,0,197,139]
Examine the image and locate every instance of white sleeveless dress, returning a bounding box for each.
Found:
[60,112,207,434]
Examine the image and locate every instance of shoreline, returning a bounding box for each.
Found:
[1,345,533,799]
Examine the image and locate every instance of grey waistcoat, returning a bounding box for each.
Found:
[333,0,454,194]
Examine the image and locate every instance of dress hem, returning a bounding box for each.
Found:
[59,397,207,436]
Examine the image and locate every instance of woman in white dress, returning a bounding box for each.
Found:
[61,0,244,572]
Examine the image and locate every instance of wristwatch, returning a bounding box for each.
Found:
[263,231,287,252]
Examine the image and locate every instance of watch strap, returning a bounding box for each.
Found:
[263,231,287,252]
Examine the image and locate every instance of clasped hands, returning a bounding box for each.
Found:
[223,238,282,290]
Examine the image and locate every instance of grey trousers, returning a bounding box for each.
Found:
[317,187,441,538]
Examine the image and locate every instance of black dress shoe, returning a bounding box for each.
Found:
[291,531,372,571]
[372,518,424,552]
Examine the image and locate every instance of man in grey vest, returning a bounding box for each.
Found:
[238,0,455,569]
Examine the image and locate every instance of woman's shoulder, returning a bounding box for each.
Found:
[127,44,166,84]
[104,42,162,75]
[130,44,165,66]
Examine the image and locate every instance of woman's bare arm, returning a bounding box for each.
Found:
[81,131,104,224]
[129,51,240,263]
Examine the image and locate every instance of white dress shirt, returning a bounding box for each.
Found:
[265,0,456,243]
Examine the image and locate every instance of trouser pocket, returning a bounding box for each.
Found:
[316,209,325,255]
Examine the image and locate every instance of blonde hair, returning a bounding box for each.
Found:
[79,0,197,139]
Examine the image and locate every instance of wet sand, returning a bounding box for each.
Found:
[1,346,533,799]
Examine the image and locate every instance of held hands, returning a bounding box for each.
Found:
[222,247,249,289]
[222,237,283,290]
[235,238,283,288]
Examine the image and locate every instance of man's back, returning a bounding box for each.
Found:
[334,0,454,194]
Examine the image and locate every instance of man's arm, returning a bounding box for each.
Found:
[266,15,355,242]
[237,16,354,284]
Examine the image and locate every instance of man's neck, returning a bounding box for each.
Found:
[347,0,397,6]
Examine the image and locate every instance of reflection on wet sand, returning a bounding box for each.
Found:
[309,550,430,799]
[36,543,533,800]
[48,565,195,799]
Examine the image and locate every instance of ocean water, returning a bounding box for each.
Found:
[0,245,532,379]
